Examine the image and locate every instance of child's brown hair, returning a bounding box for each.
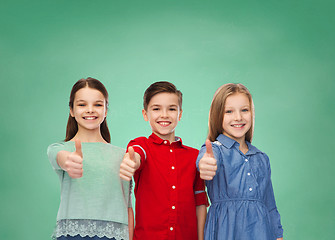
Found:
[65,77,111,142]
[143,81,183,110]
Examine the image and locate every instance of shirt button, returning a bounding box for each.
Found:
[249,187,253,191]
[170,227,174,231]
[172,185,176,189]
[172,206,175,209]
[170,149,173,152]
[164,141,167,144]
[245,159,248,162]
[171,166,175,170]
[247,172,251,176]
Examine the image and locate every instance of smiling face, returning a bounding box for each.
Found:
[70,87,107,134]
[222,93,252,145]
[142,92,182,142]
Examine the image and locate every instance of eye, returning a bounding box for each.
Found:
[95,104,103,107]
[78,103,85,107]
[169,108,177,111]
[225,110,232,114]
[242,108,249,112]
[152,108,160,111]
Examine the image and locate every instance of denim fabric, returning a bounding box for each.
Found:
[196,134,283,240]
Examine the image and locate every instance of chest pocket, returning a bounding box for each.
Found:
[250,156,267,183]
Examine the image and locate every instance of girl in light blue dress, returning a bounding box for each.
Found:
[48,78,133,240]
[197,83,283,240]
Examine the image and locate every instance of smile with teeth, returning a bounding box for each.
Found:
[231,124,245,128]
[158,121,171,126]
[83,116,98,120]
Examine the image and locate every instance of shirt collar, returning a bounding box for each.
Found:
[216,134,237,149]
[216,134,261,155]
[149,133,184,146]
[245,141,262,155]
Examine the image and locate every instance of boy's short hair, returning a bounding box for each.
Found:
[143,81,183,110]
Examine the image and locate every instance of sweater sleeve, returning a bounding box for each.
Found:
[47,142,66,171]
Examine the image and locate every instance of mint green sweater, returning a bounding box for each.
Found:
[48,141,130,225]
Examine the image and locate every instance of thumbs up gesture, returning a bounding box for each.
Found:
[198,139,217,180]
[64,139,84,179]
[119,146,140,181]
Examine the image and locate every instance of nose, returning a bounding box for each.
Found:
[161,109,168,118]
[86,104,94,113]
[234,111,242,121]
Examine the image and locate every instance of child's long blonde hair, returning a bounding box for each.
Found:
[208,83,254,143]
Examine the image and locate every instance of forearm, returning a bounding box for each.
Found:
[128,207,134,240]
[196,205,207,240]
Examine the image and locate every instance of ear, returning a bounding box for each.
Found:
[178,109,183,121]
[142,109,149,121]
[70,108,74,117]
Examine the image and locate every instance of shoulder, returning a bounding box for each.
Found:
[210,140,226,155]
[47,142,72,162]
[181,144,199,158]
[105,143,125,153]
[248,143,271,167]
[129,136,148,144]
[47,142,66,149]
[182,144,198,152]
[249,143,268,158]
[101,143,126,161]
[47,141,69,153]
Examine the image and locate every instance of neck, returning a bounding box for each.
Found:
[155,133,176,143]
[238,141,248,154]
[72,128,106,143]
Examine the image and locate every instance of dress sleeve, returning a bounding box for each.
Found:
[47,142,66,171]
[263,154,284,238]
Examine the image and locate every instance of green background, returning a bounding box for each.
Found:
[1,0,334,239]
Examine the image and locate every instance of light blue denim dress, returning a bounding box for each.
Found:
[196,134,283,240]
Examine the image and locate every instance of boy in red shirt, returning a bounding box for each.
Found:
[120,81,208,240]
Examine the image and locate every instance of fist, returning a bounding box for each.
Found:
[65,139,83,178]
[199,139,217,180]
[119,146,140,181]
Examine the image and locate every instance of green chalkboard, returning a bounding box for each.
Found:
[1,0,334,239]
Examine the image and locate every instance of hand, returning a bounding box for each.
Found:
[119,146,140,181]
[64,139,84,178]
[198,139,217,180]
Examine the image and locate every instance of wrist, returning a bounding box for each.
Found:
[56,150,71,170]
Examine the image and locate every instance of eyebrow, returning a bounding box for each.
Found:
[150,104,178,107]
[225,105,250,109]
[75,99,105,103]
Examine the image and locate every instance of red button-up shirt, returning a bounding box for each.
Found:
[128,133,209,240]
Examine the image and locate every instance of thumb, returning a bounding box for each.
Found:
[128,146,135,162]
[74,139,83,158]
[205,139,214,157]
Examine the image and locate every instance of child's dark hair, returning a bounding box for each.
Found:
[65,77,111,143]
[143,81,183,110]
